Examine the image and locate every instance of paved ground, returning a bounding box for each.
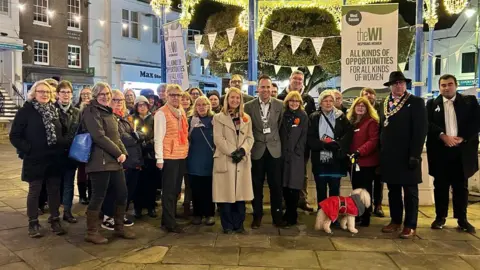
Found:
[0,144,480,270]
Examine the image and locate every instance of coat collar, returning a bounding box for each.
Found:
[216,112,250,133]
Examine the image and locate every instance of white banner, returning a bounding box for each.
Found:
[204,59,210,69]
[311,38,325,55]
[271,31,284,50]
[274,65,282,75]
[290,67,298,73]
[290,36,303,54]
[208,32,217,49]
[341,4,399,91]
[455,51,460,62]
[399,62,406,72]
[442,58,447,69]
[225,62,232,73]
[164,21,189,90]
[226,28,236,46]
[194,34,202,49]
[307,65,315,75]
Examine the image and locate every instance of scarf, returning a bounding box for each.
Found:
[167,103,188,145]
[31,99,58,146]
[319,109,336,140]
[57,101,71,114]
[113,109,125,118]
[229,110,241,134]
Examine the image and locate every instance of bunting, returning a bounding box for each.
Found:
[226,28,236,46]
[225,62,232,73]
[194,34,202,49]
[290,36,303,54]
[271,31,285,50]
[399,62,406,72]
[311,38,325,55]
[208,33,217,49]
[290,67,299,73]
[204,59,210,69]
[274,65,282,75]
[307,65,315,75]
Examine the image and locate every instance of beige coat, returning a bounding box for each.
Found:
[212,112,254,203]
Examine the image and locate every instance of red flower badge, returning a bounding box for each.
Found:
[294,118,300,125]
[242,116,249,123]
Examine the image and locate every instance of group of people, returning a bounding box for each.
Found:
[9,69,478,244]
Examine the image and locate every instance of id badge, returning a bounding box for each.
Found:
[263,128,271,134]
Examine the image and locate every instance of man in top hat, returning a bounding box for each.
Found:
[426,74,479,233]
[380,71,427,239]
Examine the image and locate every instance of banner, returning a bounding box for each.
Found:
[164,21,189,90]
[204,59,210,69]
[307,65,315,75]
[271,31,284,50]
[225,62,232,73]
[290,36,303,54]
[274,65,282,74]
[208,32,217,49]
[194,34,202,49]
[226,28,236,46]
[341,4,399,91]
[311,38,325,55]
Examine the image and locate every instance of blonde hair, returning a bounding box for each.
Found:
[360,87,376,96]
[92,82,112,99]
[221,87,245,116]
[123,89,136,98]
[166,84,183,95]
[193,95,214,117]
[318,90,336,103]
[181,91,194,116]
[27,80,56,103]
[188,87,204,97]
[347,96,379,124]
[111,89,128,115]
[283,91,304,111]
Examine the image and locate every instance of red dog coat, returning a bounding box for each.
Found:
[319,195,364,222]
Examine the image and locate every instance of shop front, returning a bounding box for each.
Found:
[117,63,162,96]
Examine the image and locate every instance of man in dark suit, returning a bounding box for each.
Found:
[244,74,286,229]
[426,74,479,234]
[380,71,427,239]
[220,74,255,105]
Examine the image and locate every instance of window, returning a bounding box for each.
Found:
[462,52,475,73]
[68,0,81,30]
[34,0,49,24]
[33,40,49,65]
[0,0,8,14]
[68,45,81,68]
[122,9,139,39]
[435,55,441,75]
[152,17,159,43]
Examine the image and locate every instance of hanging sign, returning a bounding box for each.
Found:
[164,21,189,90]
[341,4,399,91]
[226,28,236,46]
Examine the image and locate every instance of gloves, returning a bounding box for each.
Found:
[351,150,360,160]
[324,141,340,152]
[408,157,420,170]
[231,148,246,164]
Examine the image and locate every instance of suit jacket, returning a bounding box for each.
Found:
[380,94,427,185]
[426,93,480,178]
[244,98,283,160]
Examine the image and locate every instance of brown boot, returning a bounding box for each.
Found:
[85,210,108,244]
[113,206,136,239]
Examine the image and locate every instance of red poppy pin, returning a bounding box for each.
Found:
[294,118,300,125]
[242,116,249,123]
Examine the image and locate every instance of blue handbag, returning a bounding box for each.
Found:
[68,122,92,163]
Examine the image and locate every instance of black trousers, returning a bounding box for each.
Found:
[283,187,300,224]
[219,201,246,231]
[27,169,61,220]
[102,168,139,217]
[433,160,469,220]
[387,184,419,229]
[373,171,384,207]
[299,153,310,206]
[161,159,186,229]
[87,170,127,213]
[251,149,283,224]
[351,166,376,219]
[135,160,159,211]
[189,174,215,217]
[313,175,341,208]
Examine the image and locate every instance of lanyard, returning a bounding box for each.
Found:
[260,102,271,123]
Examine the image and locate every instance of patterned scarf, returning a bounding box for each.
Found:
[31,99,58,146]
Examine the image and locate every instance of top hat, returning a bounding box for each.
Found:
[383,71,412,86]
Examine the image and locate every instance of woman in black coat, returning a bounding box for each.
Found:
[10,80,67,238]
[280,91,308,226]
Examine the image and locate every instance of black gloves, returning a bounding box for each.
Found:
[324,141,340,152]
[351,150,360,160]
[408,157,421,170]
[231,148,246,164]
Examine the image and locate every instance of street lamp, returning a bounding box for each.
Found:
[425,0,438,98]
[151,0,172,84]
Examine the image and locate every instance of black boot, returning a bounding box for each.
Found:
[63,211,78,223]
[50,217,66,235]
[458,219,476,234]
[28,219,42,238]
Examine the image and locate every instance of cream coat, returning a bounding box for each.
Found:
[212,112,254,203]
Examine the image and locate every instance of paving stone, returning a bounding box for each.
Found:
[15,243,95,270]
[0,262,32,270]
[101,262,146,270]
[469,241,480,251]
[57,259,103,270]
[269,236,335,250]
[209,266,282,270]
[388,253,474,270]
[316,251,398,270]
[162,246,238,265]
[394,239,426,253]
[153,233,217,247]
[460,255,480,270]
[0,198,25,209]
[0,190,28,199]
[0,243,20,266]
[0,184,20,191]
[0,227,67,251]
[215,234,270,248]
[0,212,26,231]
[330,237,400,252]
[0,202,4,207]
[144,264,210,270]
[413,240,480,255]
[119,246,169,264]
[0,206,16,213]
[416,228,479,241]
[239,248,319,268]
[76,238,154,261]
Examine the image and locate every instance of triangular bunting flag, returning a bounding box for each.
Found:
[208,32,217,49]
[290,36,303,54]
[455,51,460,62]
[311,38,325,55]
[271,31,285,50]
[274,65,282,75]
[204,59,210,69]
[307,65,315,75]
[196,44,204,54]
[442,58,447,69]
[194,34,202,49]
[290,67,298,73]
[399,62,406,72]
[226,28,236,46]
[225,62,232,73]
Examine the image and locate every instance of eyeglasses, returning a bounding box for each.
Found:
[97,92,112,97]
[36,90,51,95]
[59,91,72,95]
[138,103,148,108]
[169,93,182,98]
[112,98,125,103]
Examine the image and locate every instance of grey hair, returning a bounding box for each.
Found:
[318,90,335,102]
[157,83,167,92]
[290,70,304,78]
[91,82,112,99]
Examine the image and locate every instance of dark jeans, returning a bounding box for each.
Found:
[313,175,341,208]
[251,149,283,224]
[351,166,376,218]
[387,184,419,229]
[161,159,186,229]
[218,201,246,231]
[283,187,300,224]
[87,170,127,213]
[183,174,192,206]
[135,160,158,210]
[102,169,139,217]
[27,171,62,220]
[189,174,215,217]
[62,168,77,212]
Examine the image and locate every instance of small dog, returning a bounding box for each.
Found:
[314,188,371,234]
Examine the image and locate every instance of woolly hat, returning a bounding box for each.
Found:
[134,95,149,105]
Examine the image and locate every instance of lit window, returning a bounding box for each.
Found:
[68,0,81,30]
[122,9,140,39]
[68,45,81,68]
[34,0,49,24]
[34,40,49,65]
